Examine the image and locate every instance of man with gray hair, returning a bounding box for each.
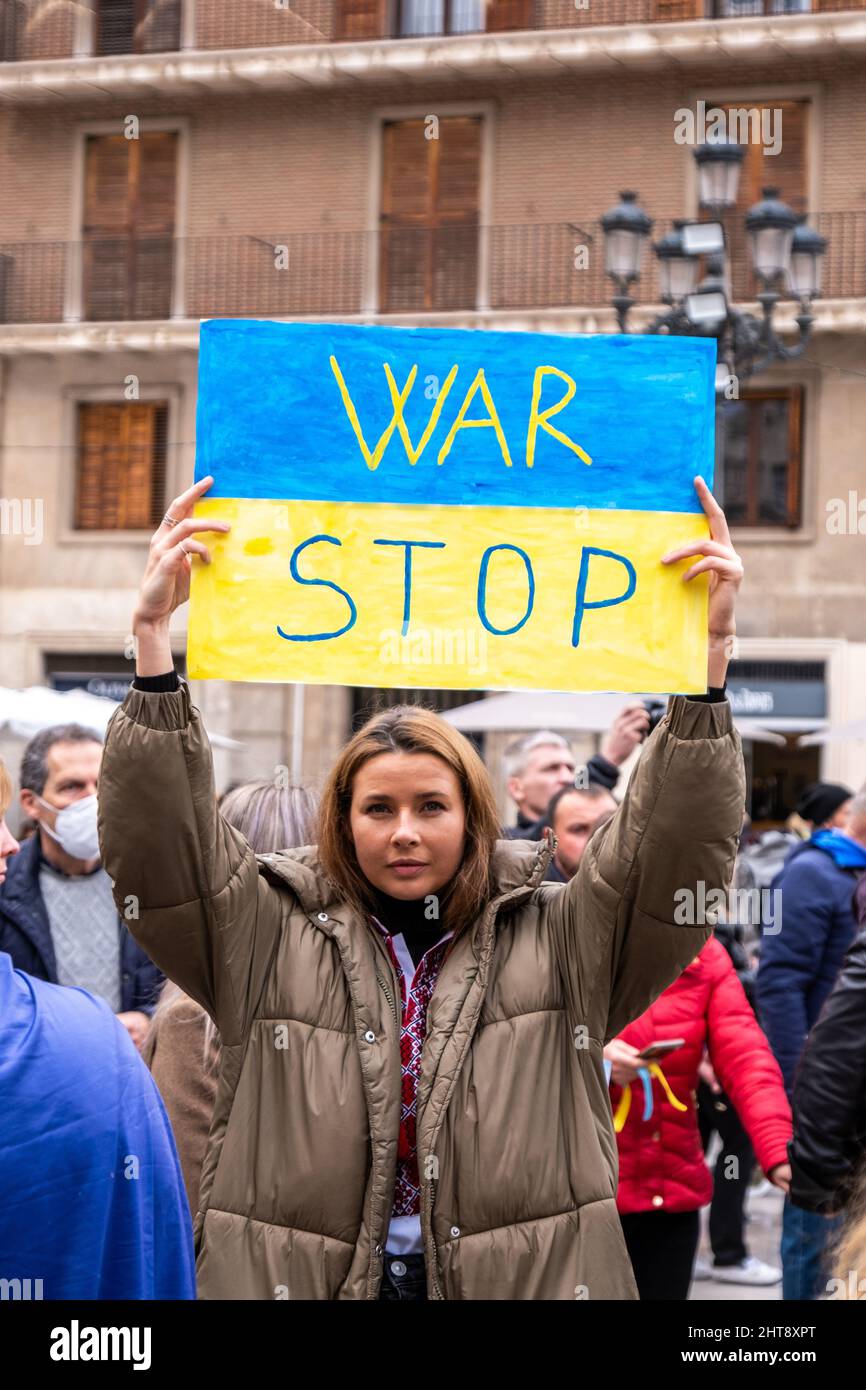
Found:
[502,702,649,840]
[0,723,162,1049]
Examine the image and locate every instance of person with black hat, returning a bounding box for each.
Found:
[756,778,866,1298]
[795,781,854,834]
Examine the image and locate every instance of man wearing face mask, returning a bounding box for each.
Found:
[0,723,162,1049]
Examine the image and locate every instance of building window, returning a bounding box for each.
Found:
[95,0,182,56]
[379,115,481,313]
[710,0,811,15]
[336,0,529,39]
[82,130,177,321]
[75,401,168,531]
[717,388,803,528]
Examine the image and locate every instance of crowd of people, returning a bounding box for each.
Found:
[2,474,866,1302]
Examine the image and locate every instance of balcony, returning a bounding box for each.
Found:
[0,0,182,62]
[0,213,862,344]
[2,0,864,63]
[2,0,866,101]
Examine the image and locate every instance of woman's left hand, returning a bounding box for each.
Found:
[768,1162,792,1195]
[661,477,744,687]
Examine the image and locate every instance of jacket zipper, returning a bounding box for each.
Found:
[375,967,400,1032]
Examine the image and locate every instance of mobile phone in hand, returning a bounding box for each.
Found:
[635,1038,685,1062]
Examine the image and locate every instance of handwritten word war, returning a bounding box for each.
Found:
[329,357,594,471]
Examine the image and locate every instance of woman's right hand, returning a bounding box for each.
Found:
[604,1039,643,1087]
[134,476,231,630]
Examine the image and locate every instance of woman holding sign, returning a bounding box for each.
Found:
[98,473,745,1301]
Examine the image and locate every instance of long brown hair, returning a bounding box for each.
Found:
[317,703,501,943]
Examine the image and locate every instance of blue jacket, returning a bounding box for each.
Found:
[0,951,195,1298]
[0,833,162,1016]
[756,831,866,1095]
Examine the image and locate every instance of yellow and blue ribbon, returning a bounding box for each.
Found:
[603,1058,689,1133]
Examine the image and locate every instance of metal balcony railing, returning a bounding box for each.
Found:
[1,0,862,62]
[0,0,181,62]
[0,216,862,325]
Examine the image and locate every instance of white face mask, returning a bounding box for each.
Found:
[36,792,101,863]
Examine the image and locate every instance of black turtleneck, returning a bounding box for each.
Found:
[370,887,447,970]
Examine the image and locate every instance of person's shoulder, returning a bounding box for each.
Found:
[778,844,833,882]
[10,972,144,1104]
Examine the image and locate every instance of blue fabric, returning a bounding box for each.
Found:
[781,1197,844,1300]
[809,829,866,870]
[0,952,195,1299]
[756,837,863,1095]
[0,834,163,1015]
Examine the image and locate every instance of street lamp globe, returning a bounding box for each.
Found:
[788,219,827,300]
[601,191,653,282]
[654,220,699,302]
[694,138,745,212]
[745,187,799,284]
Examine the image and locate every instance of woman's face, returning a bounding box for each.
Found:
[349,751,466,902]
[0,806,20,887]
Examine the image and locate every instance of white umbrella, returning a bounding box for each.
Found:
[0,686,243,750]
[798,718,866,748]
[442,690,786,745]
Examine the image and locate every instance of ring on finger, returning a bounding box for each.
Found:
[163,512,180,527]
[179,541,190,556]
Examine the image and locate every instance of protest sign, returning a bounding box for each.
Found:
[188,320,715,692]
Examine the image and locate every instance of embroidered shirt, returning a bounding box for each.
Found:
[370,915,452,1254]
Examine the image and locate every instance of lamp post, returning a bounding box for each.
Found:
[600,191,653,332]
[601,144,827,387]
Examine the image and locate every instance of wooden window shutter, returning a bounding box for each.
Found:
[380,116,481,312]
[75,401,167,530]
[652,0,703,17]
[726,100,808,217]
[133,131,177,318]
[486,0,533,31]
[432,117,481,311]
[337,0,386,39]
[785,386,803,528]
[83,132,176,319]
[381,119,433,313]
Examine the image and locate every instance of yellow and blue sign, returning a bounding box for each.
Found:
[188,321,715,692]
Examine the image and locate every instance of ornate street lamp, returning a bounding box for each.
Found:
[600,191,653,331]
[745,186,799,285]
[694,137,746,213]
[654,220,700,304]
[600,154,828,384]
[788,219,827,301]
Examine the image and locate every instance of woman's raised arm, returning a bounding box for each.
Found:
[98,479,283,1045]
[545,478,747,1044]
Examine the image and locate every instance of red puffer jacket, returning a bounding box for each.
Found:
[611,937,792,1214]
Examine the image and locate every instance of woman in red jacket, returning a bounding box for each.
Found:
[605,935,792,1300]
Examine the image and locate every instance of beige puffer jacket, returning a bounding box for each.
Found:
[98,683,744,1300]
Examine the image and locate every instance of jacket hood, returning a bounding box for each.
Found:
[809,829,866,870]
[255,831,557,919]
